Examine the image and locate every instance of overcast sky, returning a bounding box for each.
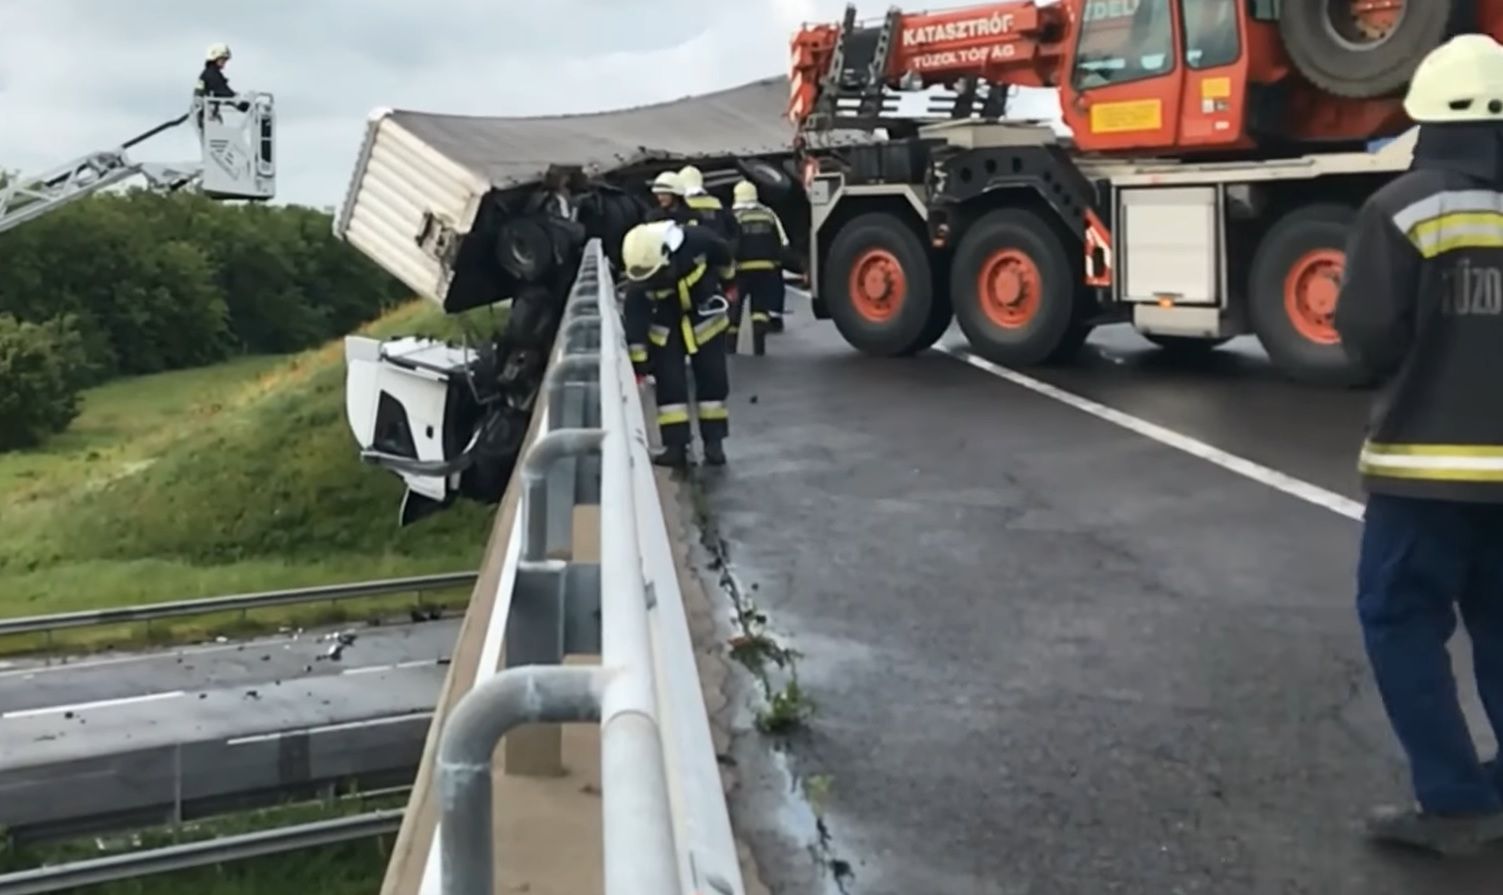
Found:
[0,0,1062,209]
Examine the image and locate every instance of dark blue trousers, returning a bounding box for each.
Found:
[1358,493,1503,815]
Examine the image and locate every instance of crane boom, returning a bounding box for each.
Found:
[0,93,278,237]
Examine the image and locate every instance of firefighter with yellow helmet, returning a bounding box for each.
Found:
[619,220,738,468]
[730,179,792,354]
[1334,32,1503,855]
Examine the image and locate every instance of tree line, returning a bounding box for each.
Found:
[0,188,410,450]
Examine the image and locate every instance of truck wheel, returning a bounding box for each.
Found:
[950,208,1080,367]
[824,212,938,356]
[1248,204,1360,385]
[1279,0,1456,99]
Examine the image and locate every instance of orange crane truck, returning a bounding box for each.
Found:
[788,0,1490,383]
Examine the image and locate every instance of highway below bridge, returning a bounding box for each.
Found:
[0,618,455,840]
[689,294,1503,895]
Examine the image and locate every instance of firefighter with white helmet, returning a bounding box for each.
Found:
[619,220,738,468]
[677,164,741,245]
[730,178,792,353]
[1334,32,1503,855]
[194,42,247,123]
[646,170,691,224]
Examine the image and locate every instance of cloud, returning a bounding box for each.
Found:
[0,1,1065,209]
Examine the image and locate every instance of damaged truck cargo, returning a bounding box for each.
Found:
[334,76,850,525]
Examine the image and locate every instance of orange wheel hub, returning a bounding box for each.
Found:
[848,248,906,323]
[1283,248,1345,345]
[1332,0,1405,46]
[977,249,1041,329]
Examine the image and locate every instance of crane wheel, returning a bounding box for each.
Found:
[824,211,946,357]
[949,208,1084,367]
[1247,203,1362,385]
[1279,0,1457,99]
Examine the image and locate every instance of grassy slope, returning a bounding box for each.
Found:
[0,301,498,617]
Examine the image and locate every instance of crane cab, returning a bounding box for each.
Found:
[195,92,277,201]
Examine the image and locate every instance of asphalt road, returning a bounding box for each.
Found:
[704,305,1503,895]
[0,618,456,766]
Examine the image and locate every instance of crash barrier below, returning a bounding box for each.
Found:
[0,572,477,640]
[428,238,744,895]
[0,809,402,895]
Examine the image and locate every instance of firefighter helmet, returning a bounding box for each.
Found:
[1404,34,1503,124]
[621,221,677,282]
[650,170,683,196]
[206,43,232,62]
[733,180,758,204]
[678,165,705,193]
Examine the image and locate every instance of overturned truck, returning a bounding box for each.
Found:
[335,76,847,524]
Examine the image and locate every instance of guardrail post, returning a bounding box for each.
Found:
[505,425,604,777]
[437,664,602,895]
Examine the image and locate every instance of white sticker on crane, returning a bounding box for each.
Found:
[902,13,1018,47]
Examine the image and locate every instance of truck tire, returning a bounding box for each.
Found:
[1279,0,1456,98]
[949,208,1081,367]
[823,212,940,356]
[736,158,793,199]
[1247,204,1361,385]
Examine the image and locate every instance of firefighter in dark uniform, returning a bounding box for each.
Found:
[620,220,738,468]
[678,165,740,242]
[194,43,248,128]
[679,165,748,352]
[730,179,792,354]
[645,171,692,224]
[1333,34,1503,855]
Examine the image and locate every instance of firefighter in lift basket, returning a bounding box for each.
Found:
[620,219,738,469]
[194,42,249,127]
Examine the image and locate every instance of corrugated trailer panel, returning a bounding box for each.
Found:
[335,112,491,307]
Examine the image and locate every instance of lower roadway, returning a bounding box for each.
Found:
[706,303,1502,895]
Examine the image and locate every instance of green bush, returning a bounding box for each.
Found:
[0,313,89,449]
[0,185,411,447]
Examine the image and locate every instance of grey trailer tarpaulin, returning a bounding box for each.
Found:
[333,75,852,311]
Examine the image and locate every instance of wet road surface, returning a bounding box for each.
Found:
[700,304,1503,895]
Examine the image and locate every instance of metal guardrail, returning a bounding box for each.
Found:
[429,239,744,895]
[0,572,477,638]
[0,809,403,895]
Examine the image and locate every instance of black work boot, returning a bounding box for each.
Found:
[769,315,785,333]
[702,439,726,467]
[652,444,689,469]
[1365,804,1503,856]
[753,325,767,356]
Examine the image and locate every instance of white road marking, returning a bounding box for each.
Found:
[1,689,185,720]
[225,711,434,745]
[937,344,1366,521]
[341,659,442,676]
